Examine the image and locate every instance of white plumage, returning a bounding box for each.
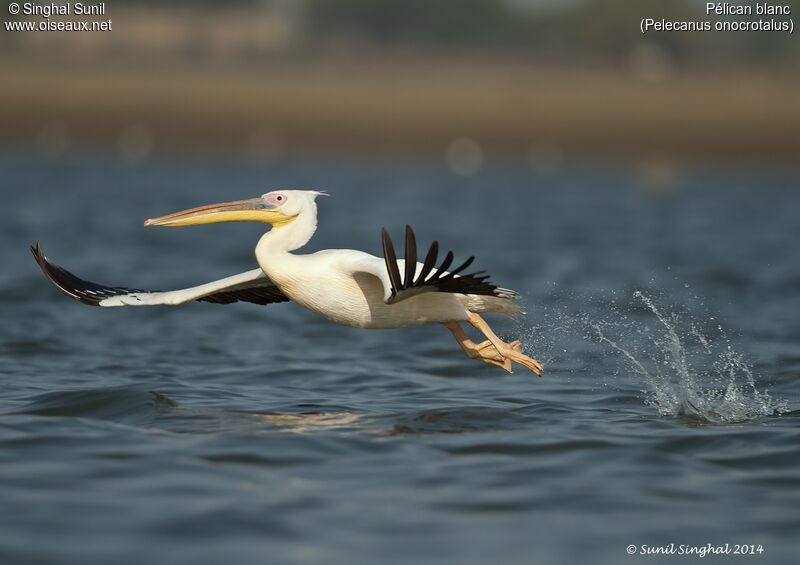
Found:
[32,190,542,374]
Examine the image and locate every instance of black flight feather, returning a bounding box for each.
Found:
[30,243,289,307]
[379,226,508,301]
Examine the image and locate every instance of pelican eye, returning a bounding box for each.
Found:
[264,193,287,206]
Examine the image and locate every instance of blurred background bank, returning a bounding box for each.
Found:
[1,0,798,177]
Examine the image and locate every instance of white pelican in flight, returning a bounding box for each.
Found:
[31,190,542,375]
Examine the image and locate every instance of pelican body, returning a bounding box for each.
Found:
[32,190,542,374]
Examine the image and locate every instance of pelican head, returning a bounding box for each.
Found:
[144,190,327,228]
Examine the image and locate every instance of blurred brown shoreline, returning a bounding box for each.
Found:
[2,56,799,164]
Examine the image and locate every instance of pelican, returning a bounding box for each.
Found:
[31,190,542,374]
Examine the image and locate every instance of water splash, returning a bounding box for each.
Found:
[589,291,786,424]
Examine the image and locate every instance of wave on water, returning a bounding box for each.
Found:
[587,291,787,424]
[15,387,179,424]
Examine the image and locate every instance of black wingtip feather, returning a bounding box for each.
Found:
[381,226,508,300]
[31,242,290,308]
[381,227,402,297]
[403,225,417,287]
[441,255,475,280]
[31,242,150,306]
[415,240,439,286]
[437,251,454,275]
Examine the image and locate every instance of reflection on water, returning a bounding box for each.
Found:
[257,411,365,433]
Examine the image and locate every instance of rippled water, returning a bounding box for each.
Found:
[1,154,799,564]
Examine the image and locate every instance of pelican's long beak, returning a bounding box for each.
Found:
[144,198,295,227]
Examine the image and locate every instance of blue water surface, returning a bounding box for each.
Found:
[1,153,799,564]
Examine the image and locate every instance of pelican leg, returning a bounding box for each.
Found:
[444,322,512,373]
[467,313,544,376]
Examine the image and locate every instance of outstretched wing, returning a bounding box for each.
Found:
[379,225,518,305]
[30,243,290,307]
